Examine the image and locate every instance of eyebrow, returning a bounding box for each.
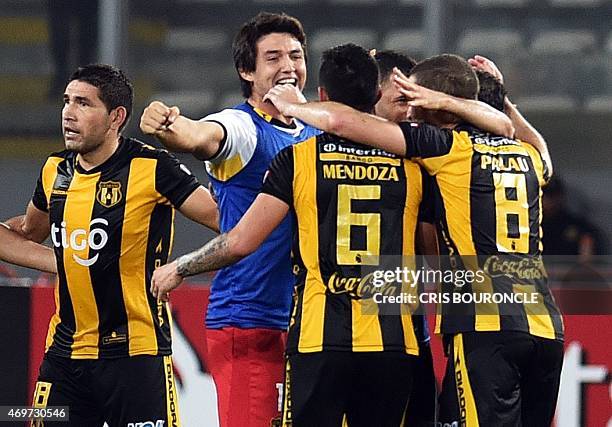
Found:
[264,48,303,56]
[64,95,92,103]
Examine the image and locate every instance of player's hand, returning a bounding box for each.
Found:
[150,260,183,302]
[263,84,305,116]
[392,67,450,111]
[140,101,181,136]
[468,55,504,84]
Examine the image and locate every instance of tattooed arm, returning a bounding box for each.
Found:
[150,194,290,301]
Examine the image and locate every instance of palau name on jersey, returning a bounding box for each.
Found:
[480,154,531,173]
[322,163,400,181]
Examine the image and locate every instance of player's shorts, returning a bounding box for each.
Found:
[404,340,437,426]
[282,351,416,427]
[205,327,287,427]
[31,353,180,427]
[438,331,563,427]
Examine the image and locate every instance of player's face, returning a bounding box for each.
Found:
[374,80,410,123]
[246,32,306,99]
[62,80,113,154]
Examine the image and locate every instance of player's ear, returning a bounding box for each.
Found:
[318,87,329,102]
[109,106,128,131]
[239,68,255,83]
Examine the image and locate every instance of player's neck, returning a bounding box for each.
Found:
[78,135,121,171]
[249,95,294,126]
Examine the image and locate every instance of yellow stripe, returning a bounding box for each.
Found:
[293,139,326,352]
[208,153,243,181]
[400,160,421,354]
[253,107,273,122]
[454,334,480,426]
[0,76,50,104]
[0,17,48,44]
[120,158,159,355]
[472,143,530,156]
[45,278,61,352]
[513,284,555,339]
[164,355,181,426]
[319,152,401,166]
[41,157,64,207]
[130,19,167,44]
[0,137,63,159]
[522,143,546,187]
[431,132,500,331]
[282,359,293,425]
[63,172,101,358]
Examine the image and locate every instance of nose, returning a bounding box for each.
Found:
[280,54,296,72]
[62,101,76,121]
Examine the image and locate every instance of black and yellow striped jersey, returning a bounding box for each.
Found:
[399,122,564,341]
[32,137,200,359]
[262,133,433,355]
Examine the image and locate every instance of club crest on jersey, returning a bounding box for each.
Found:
[96,181,122,208]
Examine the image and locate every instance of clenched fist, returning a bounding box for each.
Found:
[140,101,181,136]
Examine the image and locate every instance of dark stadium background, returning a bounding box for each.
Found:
[0,1,609,426]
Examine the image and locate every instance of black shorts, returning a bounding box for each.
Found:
[404,340,437,426]
[282,351,415,427]
[31,353,180,427]
[438,331,563,427]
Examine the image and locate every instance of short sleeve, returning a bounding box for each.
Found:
[32,170,48,212]
[261,146,294,207]
[399,122,454,159]
[155,150,201,208]
[203,109,258,181]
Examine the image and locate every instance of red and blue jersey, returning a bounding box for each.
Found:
[203,102,320,330]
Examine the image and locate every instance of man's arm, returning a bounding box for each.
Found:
[4,202,51,243]
[469,55,553,176]
[0,224,56,273]
[391,68,514,138]
[140,101,225,160]
[151,194,289,301]
[265,86,408,156]
[177,186,220,233]
[503,99,553,177]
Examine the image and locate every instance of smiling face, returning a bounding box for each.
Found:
[374,79,410,123]
[62,80,115,154]
[240,32,306,102]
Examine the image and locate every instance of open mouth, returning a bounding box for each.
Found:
[64,126,80,137]
[275,78,297,86]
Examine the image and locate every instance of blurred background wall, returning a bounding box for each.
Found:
[0,0,610,277]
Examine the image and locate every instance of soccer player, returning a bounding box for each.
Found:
[152,43,431,427]
[374,50,437,427]
[139,12,320,427]
[6,64,218,426]
[0,223,56,273]
[264,54,563,427]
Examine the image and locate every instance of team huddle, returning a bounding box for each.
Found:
[0,11,563,427]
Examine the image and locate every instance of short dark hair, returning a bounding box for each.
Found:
[319,43,379,113]
[476,69,507,112]
[69,64,133,132]
[233,12,307,98]
[409,54,479,100]
[374,50,416,85]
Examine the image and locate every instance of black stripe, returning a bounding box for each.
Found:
[47,158,77,357]
[90,166,130,358]
[287,282,305,354]
[145,203,174,355]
